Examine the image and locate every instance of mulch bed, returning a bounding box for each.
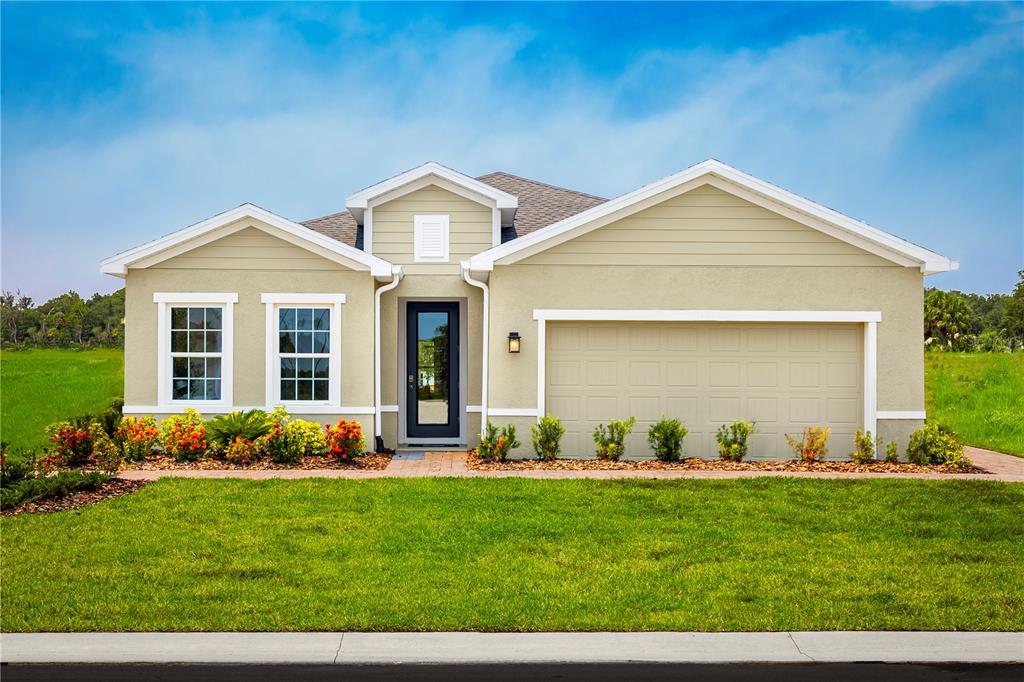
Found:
[123,453,392,471]
[466,452,980,474]
[1,479,149,517]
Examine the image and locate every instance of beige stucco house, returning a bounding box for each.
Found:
[101,160,957,459]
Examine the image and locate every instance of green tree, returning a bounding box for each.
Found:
[1002,270,1024,349]
[0,290,34,344]
[923,289,976,351]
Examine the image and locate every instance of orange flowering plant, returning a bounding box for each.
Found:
[115,416,160,462]
[225,436,259,464]
[160,408,208,462]
[324,419,364,462]
[45,419,94,467]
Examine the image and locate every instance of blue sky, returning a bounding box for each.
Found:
[2,2,1022,300]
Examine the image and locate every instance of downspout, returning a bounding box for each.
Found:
[461,262,489,430]
[374,265,403,442]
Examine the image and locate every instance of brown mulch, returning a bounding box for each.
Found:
[466,452,980,474]
[123,453,392,471]
[1,479,149,517]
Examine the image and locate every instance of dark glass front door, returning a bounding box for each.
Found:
[406,302,459,439]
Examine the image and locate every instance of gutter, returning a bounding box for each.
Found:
[374,266,404,441]
[461,262,489,429]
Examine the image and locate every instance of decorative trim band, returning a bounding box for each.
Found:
[488,407,540,417]
[124,405,375,415]
[533,309,882,323]
[876,410,927,420]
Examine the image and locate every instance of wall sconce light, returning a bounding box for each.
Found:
[507,331,521,353]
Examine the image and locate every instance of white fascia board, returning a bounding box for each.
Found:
[100,203,394,278]
[532,309,882,323]
[345,162,517,213]
[468,159,956,273]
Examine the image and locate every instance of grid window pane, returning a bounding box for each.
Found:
[281,380,296,400]
[313,332,329,353]
[280,357,296,378]
[297,357,313,379]
[314,380,329,400]
[314,308,330,330]
[314,358,329,379]
[297,380,313,401]
[277,306,331,402]
[296,308,313,330]
[169,305,224,401]
[279,332,296,353]
[296,332,312,354]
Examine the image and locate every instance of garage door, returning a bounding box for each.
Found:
[546,322,862,459]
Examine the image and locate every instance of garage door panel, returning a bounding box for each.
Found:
[547,322,862,460]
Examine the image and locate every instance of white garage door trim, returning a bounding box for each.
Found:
[532,309,880,441]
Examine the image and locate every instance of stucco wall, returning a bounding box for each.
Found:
[123,228,376,429]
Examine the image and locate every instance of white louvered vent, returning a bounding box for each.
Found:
[414,214,450,263]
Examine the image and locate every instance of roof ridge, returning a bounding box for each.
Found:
[477,170,607,202]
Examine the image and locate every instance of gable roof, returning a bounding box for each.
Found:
[476,171,607,242]
[467,159,958,275]
[100,203,394,278]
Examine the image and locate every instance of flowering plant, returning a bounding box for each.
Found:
[46,420,94,467]
[324,419,364,461]
[89,422,124,473]
[225,436,259,464]
[160,408,208,461]
[284,419,329,457]
[115,416,160,461]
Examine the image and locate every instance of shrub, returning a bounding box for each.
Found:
[45,420,94,468]
[0,471,110,511]
[224,436,260,464]
[478,422,521,462]
[96,397,125,438]
[160,409,208,462]
[885,441,900,463]
[1,446,41,485]
[647,416,688,462]
[259,419,293,464]
[786,426,830,462]
[906,422,969,468]
[531,415,565,461]
[115,416,160,462]
[851,429,875,464]
[716,420,755,462]
[325,419,364,462]
[593,417,637,461]
[206,410,271,446]
[89,423,123,473]
[284,419,329,457]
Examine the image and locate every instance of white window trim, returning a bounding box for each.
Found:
[154,292,237,410]
[414,214,450,263]
[261,294,345,412]
[527,308,881,457]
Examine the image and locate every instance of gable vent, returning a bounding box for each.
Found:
[414,214,450,263]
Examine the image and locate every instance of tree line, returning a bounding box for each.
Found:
[2,271,1022,351]
[1,289,124,348]
[924,270,1024,352]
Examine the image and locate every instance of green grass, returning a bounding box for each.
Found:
[925,353,1024,456]
[0,348,123,450]
[2,477,1021,632]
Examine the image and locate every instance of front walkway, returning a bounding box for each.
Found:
[119,448,1024,482]
[2,631,1021,664]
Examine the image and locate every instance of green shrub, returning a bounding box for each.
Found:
[593,417,637,461]
[0,470,110,510]
[885,441,900,463]
[89,422,123,473]
[906,422,969,468]
[478,422,520,462]
[647,416,688,462]
[206,410,271,446]
[851,429,875,464]
[1,446,41,485]
[531,415,565,461]
[283,419,328,457]
[716,420,755,462]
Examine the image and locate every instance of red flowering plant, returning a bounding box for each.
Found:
[45,418,94,468]
[160,409,208,462]
[115,416,161,462]
[324,419,364,462]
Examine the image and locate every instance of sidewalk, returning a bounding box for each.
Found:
[2,631,1021,665]
[119,448,1024,482]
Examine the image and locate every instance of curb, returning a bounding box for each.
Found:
[2,632,1022,665]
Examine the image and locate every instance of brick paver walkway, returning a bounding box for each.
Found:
[120,448,1023,482]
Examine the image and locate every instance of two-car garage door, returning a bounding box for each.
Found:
[545,322,863,459]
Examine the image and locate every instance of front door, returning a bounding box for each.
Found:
[406,302,460,440]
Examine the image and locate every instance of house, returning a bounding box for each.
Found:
[101,160,957,459]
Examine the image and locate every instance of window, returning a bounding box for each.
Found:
[261,294,344,408]
[414,214,449,263]
[170,306,223,400]
[154,293,237,408]
[278,307,331,401]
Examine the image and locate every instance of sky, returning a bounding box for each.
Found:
[2,1,1022,301]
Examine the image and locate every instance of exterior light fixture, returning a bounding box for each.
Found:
[507,331,521,353]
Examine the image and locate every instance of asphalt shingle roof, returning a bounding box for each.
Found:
[299,171,605,249]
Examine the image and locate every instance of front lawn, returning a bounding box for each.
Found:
[925,352,1024,456]
[0,348,123,450]
[2,478,1021,632]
